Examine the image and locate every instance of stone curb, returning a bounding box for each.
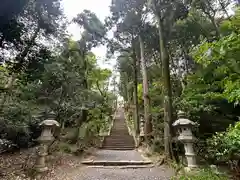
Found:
[90,165,155,169]
[81,160,152,166]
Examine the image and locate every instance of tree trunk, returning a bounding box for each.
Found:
[75,51,89,141]
[132,48,140,136]
[0,75,15,111]
[156,15,174,159]
[139,35,152,140]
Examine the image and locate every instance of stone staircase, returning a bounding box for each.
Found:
[102,110,135,150]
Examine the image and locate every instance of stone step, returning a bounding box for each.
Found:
[103,143,135,146]
[103,138,134,141]
[102,145,135,147]
[102,114,135,150]
[103,145,135,147]
[110,132,129,133]
[110,131,130,133]
[110,133,130,135]
[109,135,130,136]
[104,140,134,143]
[103,144,135,149]
[103,141,134,145]
[100,148,135,151]
[81,160,152,166]
[102,142,134,145]
[103,141,134,143]
[103,139,134,143]
[104,141,134,144]
[90,165,155,169]
[103,142,134,145]
[104,134,133,137]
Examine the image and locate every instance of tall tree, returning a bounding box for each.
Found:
[139,34,152,138]
[148,0,189,158]
[0,0,64,111]
[72,10,107,140]
[108,0,147,136]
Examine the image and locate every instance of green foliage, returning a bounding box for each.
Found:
[178,14,240,137]
[0,0,64,69]
[220,7,240,35]
[73,10,107,50]
[0,34,116,149]
[207,121,240,162]
[172,169,228,180]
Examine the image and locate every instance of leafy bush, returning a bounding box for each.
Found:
[0,100,42,148]
[207,121,240,163]
[172,169,228,180]
[177,32,240,146]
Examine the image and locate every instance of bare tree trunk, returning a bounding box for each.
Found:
[156,14,174,159]
[0,75,15,111]
[75,51,89,142]
[132,47,140,136]
[139,35,152,140]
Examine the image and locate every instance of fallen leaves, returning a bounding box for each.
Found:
[0,147,84,180]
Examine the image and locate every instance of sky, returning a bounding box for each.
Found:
[61,0,115,70]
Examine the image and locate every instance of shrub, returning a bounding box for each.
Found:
[172,169,228,180]
[207,121,240,177]
[207,121,240,162]
[0,99,42,149]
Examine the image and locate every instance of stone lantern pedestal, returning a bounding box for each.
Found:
[172,111,198,170]
[139,115,145,141]
[34,119,60,173]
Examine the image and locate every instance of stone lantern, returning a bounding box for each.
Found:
[172,111,198,169]
[138,114,145,144]
[34,116,60,173]
[140,115,145,137]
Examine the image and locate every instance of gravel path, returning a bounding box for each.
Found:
[55,166,173,180]
[44,108,174,180]
[85,150,145,161]
[42,149,174,180]
[75,149,174,180]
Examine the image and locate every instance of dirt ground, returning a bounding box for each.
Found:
[0,147,94,180]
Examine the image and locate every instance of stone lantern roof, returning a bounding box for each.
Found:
[172,118,196,127]
[39,119,60,127]
[172,111,197,127]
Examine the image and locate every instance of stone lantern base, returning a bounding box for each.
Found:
[35,166,48,173]
[34,144,48,173]
[184,166,199,173]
